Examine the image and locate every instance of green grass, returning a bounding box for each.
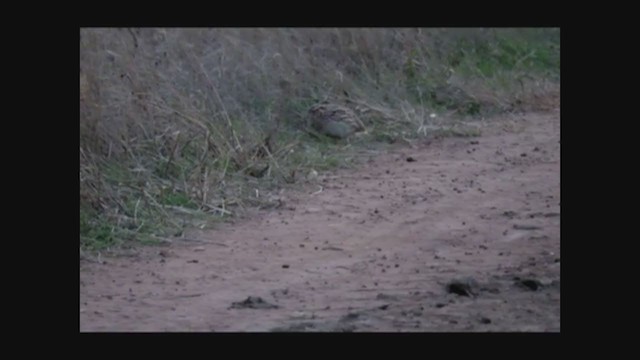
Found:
[159,191,197,208]
[80,208,125,250]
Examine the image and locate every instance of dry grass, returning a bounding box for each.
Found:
[80,28,560,250]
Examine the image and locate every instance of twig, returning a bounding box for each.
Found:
[165,205,202,215]
[201,165,210,207]
[202,203,233,216]
[133,198,141,225]
[163,132,180,177]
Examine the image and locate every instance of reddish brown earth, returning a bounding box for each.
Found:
[80,109,560,332]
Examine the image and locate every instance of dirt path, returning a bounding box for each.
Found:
[80,110,560,332]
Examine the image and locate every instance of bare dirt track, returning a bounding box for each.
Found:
[80,109,560,332]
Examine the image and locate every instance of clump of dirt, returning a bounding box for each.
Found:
[230,296,279,310]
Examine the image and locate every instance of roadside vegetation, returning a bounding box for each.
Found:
[80,28,560,251]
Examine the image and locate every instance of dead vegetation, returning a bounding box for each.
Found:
[80,28,559,251]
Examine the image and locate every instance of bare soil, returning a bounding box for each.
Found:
[80,109,560,332]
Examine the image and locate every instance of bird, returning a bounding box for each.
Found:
[307,101,366,140]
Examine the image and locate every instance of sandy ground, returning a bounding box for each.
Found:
[80,109,560,332]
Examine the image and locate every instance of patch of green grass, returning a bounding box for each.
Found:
[102,161,132,184]
[80,213,124,250]
[401,29,559,114]
[159,190,197,208]
[452,30,560,78]
[318,155,342,170]
[80,204,185,251]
